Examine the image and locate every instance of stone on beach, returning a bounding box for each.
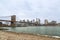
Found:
[0,31,60,40]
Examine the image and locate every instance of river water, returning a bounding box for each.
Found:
[0,26,60,37]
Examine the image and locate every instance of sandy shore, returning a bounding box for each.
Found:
[0,31,60,40]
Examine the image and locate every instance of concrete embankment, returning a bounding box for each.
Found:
[0,31,60,40]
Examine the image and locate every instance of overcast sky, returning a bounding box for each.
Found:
[0,0,60,23]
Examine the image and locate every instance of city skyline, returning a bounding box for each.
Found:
[0,0,60,23]
[18,18,57,23]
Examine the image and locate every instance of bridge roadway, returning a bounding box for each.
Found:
[0,20,16,22]
[0,20,36,24]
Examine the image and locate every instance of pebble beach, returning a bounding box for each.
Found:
[0,31,60,40]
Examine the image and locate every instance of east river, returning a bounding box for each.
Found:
[0,26,60,37]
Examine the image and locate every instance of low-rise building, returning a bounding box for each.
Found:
[57,23,60,26]
[48,21,57,26]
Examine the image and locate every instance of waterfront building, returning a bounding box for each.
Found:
[36,18,40,24]
[34,18,40,26]
[16,21,28,27]
[23,19,25,22]
[32,19,35,23]
[27,19,29,23]
[48,21,57,26]
[50,21,57,24]
[20,20,22,22]
[57,23,60,26]
[30,20,33,23]
[44,19,48,25]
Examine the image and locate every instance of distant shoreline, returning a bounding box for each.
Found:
[0,25,60,27]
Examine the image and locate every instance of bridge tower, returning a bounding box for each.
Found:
[11,15,16,27]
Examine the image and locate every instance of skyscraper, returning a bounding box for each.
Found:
[36,18,40,24]
[44,19,48,25]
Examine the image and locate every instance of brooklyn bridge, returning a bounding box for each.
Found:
[0,15,40,27]
[0,15,16,27]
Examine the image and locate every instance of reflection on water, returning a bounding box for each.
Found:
[0,26,60,36]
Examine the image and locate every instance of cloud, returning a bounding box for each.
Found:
[0,0,60,22]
